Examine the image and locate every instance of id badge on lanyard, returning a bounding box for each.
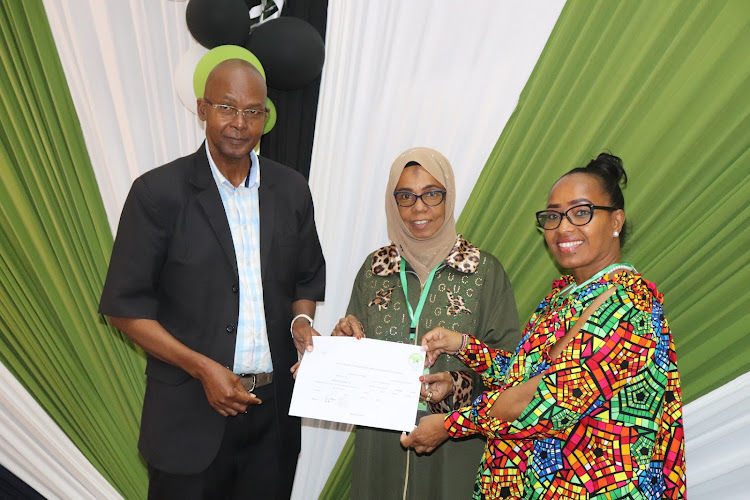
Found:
[399,262,439,411]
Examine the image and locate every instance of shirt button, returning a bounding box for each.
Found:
[226,325,235,333]
[232,285,239,293]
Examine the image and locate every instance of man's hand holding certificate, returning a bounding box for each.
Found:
[289,336,425,432]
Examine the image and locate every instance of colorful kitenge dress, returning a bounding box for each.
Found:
[348,235,520,500]
[445,269,686,499]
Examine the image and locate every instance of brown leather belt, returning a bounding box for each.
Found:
[238,372,273,392]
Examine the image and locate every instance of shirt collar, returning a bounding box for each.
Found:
[205,141,261,190]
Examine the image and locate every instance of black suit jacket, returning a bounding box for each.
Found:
[99,144,325,473]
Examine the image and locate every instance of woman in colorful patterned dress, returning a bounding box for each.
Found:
[401,153,686,499]
[331,147,520,499]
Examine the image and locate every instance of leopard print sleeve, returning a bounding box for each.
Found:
[450,371,474,408]
[427,371,474,413]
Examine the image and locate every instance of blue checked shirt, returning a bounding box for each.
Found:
[206,143,272,374]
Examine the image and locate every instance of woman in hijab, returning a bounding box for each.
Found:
[332,147,520,499]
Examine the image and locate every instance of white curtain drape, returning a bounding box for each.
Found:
[0,363,122,499]
[0,1,741,498]
[297,1,565,497]
[41,0,204,232]
[682,372,750,497]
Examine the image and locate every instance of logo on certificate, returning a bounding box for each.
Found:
[408,353,423,370]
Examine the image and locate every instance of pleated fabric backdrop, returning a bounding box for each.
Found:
[455,1,750,496]
[458,0,750,403]
[0,1,143,497]
[315,0,750,496]
[1,1,749,499]
[304,2,566,496]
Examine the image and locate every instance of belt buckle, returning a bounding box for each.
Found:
[239,373,257,392]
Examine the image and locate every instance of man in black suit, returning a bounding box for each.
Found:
[99,59,325,499]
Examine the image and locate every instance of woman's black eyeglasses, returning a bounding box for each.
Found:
[536,203,617,230]
[393,190,446,207]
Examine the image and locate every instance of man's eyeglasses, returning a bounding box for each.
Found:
[536,203,617,230]
[203,99,268,123]
[393,190,447,207]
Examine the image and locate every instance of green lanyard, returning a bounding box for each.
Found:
[400,261,439,412]
[570,262,637,294]
[399,262,440,341]
[554,262,637,308]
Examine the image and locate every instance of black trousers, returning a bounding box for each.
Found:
[147,383,297,500]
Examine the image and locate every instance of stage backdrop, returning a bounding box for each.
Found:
[1,1,749,499]
[313,1,750,497]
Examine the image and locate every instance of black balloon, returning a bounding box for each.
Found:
[246,17,325,91]
[186,0,250,49]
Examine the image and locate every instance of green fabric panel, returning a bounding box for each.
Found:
[309,0,750,494]
[457,0,750,404]
[318,429,354,500]
[318,1,750,494]
[0,2,146,498]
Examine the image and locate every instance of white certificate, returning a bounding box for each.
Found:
[289,336,425,432]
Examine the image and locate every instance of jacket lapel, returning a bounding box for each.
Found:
[190,143,239,278]
[258,156,275,273]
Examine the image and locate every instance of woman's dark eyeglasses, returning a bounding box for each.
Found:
[393,190,446,207]
[536,203,617,230]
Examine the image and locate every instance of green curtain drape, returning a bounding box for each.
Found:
[320,0,750,495]
[459,0,750,404]
[0,2,146,498]
[318,430,354,500]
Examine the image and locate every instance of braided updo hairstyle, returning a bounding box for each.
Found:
[563,153,628,247]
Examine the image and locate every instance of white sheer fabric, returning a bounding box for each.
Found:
[41,0,204,233]
[683,372,750,497]
[298,1,565,497]
[0,362,123,499]
[1,1,740,499]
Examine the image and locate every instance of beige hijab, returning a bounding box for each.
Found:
[385,147,457,282]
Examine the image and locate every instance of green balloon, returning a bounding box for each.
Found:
[193,45,266,99]
[263,97,276,135]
